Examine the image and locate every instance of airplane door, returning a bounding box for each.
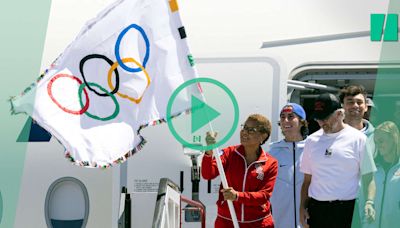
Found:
[194,57,285,227]
[126,56,285,228]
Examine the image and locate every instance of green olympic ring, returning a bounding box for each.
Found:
[78,82,120,121]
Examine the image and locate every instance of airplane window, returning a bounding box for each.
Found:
[44,177,89,228]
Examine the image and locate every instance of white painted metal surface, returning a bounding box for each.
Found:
[13,0,389,227]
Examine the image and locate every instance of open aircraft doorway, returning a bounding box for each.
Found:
[288,62,400,134]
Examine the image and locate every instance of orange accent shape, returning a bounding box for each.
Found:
[169,0,179,12]
[108,57,151,104]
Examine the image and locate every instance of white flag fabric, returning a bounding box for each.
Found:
[11,0,198,168]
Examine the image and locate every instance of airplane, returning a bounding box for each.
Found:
[2,0,398,227]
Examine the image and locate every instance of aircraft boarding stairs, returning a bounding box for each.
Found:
[118,178,205,228]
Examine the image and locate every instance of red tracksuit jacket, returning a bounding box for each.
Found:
[202,145,278,227]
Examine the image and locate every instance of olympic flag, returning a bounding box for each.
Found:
[10,0,198,168]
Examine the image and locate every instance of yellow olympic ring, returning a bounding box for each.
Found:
[108,57,151,104]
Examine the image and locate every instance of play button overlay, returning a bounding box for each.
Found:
[191,95,221,133]
[167,77,239,151]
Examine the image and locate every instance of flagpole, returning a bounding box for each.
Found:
[210,146,240,228]
[199,92,240,228]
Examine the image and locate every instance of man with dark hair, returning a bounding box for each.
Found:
[339,85,378,227]
[270,103,309,228]
[299,93,376,228]
[339,85,375,156]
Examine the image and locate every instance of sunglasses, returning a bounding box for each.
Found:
[241,124,263,134]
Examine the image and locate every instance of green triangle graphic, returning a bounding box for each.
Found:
[16,117,33,142]
[191,95,220,133]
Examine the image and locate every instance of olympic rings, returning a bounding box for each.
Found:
[47,73,90,115]
[48,23,151,121]
[78,82,120,121]
[79,54,120,97]
[107,57,151,104]
[115,24,150,73]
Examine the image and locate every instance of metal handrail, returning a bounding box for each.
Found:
[180,195,205,228]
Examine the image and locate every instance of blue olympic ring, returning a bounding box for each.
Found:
[115,24,150,73]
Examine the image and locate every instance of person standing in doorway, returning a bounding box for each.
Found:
[270,103,308,228]
[339,85,378,226]
[364,97,376,122]
[339,85,376,157]
[299,93,376,228]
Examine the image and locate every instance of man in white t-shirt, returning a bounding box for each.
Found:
[299,93,376,228]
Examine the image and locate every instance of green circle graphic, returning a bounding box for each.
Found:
[166,77,239,151]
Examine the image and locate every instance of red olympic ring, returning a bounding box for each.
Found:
[47,73,90,115]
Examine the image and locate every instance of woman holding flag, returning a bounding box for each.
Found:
[201,114,278,227]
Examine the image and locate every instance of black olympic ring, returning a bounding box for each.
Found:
[79,54,120,97]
